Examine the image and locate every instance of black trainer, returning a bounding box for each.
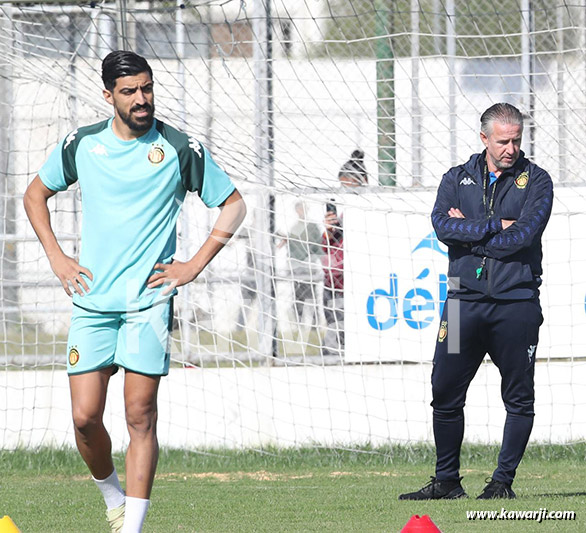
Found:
[399,476,467,500]
[476,478,516,500]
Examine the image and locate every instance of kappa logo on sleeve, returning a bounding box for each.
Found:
[64,129,78,149]
[188,137,202,158]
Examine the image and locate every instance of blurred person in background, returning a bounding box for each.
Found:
[278,201,324,333]
[321,149,368,357]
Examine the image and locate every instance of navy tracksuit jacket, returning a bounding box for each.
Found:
[429,150,553,485]
[432,151,553,300]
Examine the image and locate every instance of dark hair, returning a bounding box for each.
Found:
[480,103,523,136]
[101,50,153,91]
[338,149,368,184]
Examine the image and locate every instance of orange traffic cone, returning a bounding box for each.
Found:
[400,514,441,532]
[0,516,21,533]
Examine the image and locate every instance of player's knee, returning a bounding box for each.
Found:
[72,407,102,435]
[125,403,158,436]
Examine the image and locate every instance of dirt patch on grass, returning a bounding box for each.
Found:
[157,470,315,482]
[157,470,402,482]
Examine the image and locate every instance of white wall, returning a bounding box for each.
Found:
[2,361,585,450]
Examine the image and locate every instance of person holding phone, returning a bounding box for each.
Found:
[321,149,368,357]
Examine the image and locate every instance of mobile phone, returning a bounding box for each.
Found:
[325,199,337,215]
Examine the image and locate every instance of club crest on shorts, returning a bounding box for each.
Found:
[69,346,80,366]
[148,143,165,165]
[438,321,448,343]
[515,171,529,189]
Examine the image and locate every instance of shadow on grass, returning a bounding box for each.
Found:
[534,491,586,497]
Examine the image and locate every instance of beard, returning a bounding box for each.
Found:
[495,158,516,170]
[117,102,155,133]
[492,153,518,171]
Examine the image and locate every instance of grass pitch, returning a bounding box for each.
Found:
[1,445,585,532]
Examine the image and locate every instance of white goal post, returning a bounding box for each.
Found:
[2,0,586,451]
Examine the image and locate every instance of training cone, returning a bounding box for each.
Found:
[0,516,20,533]
[400,514,441,532]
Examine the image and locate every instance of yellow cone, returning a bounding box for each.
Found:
[0,516,21,533]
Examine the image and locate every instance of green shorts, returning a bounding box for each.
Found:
[67,299,173,376]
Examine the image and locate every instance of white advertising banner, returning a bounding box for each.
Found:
[343,188,586,363]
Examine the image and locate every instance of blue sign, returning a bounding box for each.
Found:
[366,232,448,330]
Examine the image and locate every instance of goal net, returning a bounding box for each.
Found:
[2,0,586,451]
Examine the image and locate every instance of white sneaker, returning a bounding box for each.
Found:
[106,504,125,533]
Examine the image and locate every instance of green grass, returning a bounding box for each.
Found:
[1,445,586,532]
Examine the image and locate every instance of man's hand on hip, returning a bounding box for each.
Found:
[49,252,93,297]
[147,261,201,295]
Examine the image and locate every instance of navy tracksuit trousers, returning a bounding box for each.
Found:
[431,298,543,485]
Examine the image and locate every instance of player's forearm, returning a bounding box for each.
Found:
[23,186,64,261]
[187,191,247,274]
[187,234,228,277]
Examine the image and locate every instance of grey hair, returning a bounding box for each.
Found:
[480,103,523,136]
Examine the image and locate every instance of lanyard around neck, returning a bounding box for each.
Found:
[482,163,497,214]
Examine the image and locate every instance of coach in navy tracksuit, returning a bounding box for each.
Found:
[400,103,553,501]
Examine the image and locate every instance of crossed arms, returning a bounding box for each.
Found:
[431,171,553,259]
